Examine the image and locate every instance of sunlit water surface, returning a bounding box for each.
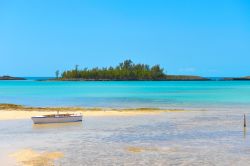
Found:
[1,80,250,165]
[1,110,250,165]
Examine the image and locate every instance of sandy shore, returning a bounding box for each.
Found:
[0,104,185,120]
[0,110,165,120]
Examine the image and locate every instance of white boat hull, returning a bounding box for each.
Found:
[32,115,82,124]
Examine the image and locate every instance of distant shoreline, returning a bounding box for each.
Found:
[1,75,250,81]
[48,74,210,81]
[47,77,250,81]
[0,76,26,80]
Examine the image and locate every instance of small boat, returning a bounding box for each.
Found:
[31,113,82,124]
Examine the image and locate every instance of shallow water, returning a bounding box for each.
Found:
[1,80,250,165]
[2,110,250,166]
[1,80,250,110]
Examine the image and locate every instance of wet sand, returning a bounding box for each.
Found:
[0,104,185,120]
[0,110,165,120]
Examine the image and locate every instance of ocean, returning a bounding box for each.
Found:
[0,79,250,110]
[1,79,250,165]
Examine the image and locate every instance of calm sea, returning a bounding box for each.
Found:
[1,111,250,165]
[1,79,250,165]
[0,79,250,110]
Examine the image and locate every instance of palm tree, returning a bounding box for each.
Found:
[55,70,60,79]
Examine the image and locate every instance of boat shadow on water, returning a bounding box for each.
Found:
[32,122,83,129]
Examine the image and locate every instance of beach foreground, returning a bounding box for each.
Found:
[1,104,250,166]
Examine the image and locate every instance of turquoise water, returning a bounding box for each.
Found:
[1,80,250,109]
[2,80,250,165]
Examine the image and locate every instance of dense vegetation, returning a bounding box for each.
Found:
[60,60,166,80]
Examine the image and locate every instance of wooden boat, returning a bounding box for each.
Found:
[31,113,82,124]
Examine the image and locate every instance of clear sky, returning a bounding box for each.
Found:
[0,0,249,77]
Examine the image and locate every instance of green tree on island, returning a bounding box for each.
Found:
[61,60,167,80]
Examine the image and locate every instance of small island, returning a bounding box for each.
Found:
[221,76,250,81]
[231,76,250,80]
[56,60,208,81]
[0,76,26,80]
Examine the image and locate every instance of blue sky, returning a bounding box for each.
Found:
[0,0,249,77]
